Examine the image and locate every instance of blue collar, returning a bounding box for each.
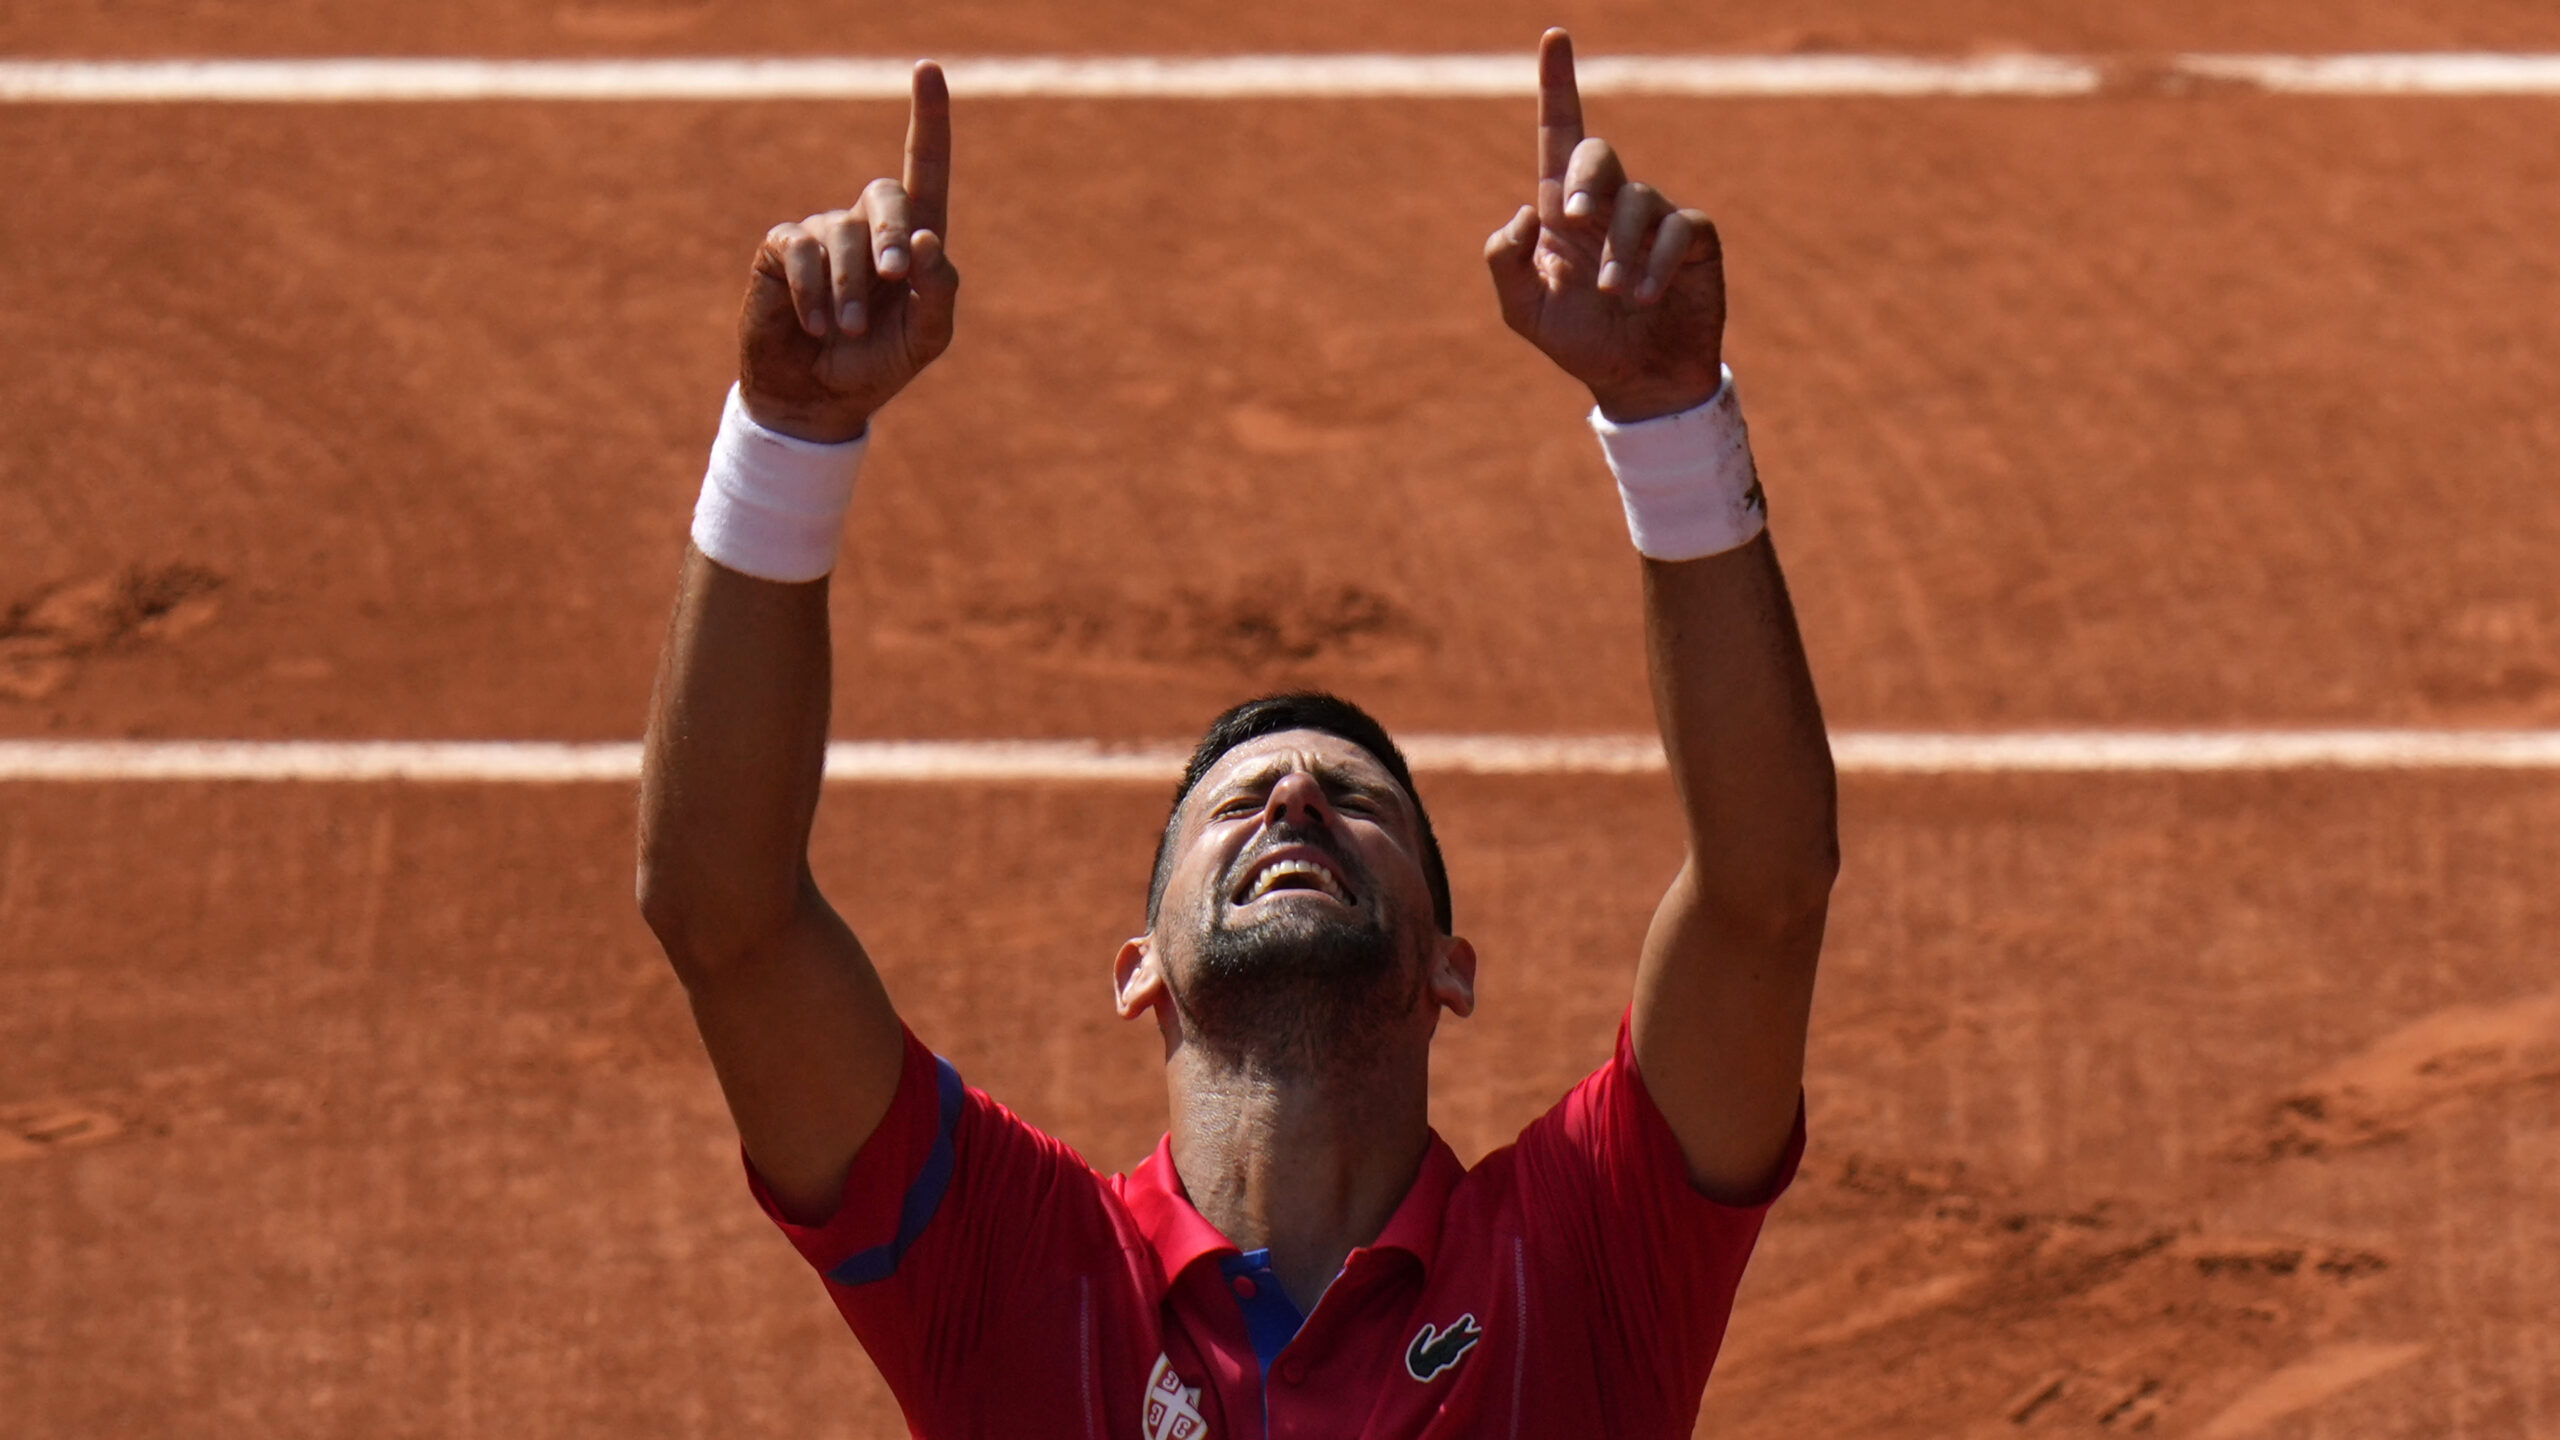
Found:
[1215,1248,1306,1374]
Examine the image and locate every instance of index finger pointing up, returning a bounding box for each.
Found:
[1537,28,1582,187]
[903,60,952,238]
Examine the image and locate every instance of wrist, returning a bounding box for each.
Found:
[1588,362,1725,426]
[690,384,869,583]
[737,386,871,446]
[1588,364,1765,562]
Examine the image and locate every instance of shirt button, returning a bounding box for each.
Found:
[1230,1275,1257,1299]
[1280,1359,1306,1386]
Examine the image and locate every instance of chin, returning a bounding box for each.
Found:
[1204,898,1392,979]
[1174,897,1418,1062]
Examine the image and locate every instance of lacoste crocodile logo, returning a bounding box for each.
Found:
[1404,1313,1482,1382]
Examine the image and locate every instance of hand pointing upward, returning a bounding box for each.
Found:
[738,61,961,443]
[1485,29,1728,424]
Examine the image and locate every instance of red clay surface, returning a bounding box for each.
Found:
[5,31,2560,1440]
[4,96,2558,740]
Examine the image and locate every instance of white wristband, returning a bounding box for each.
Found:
[688,384,869,583]
[1587,364,1766,562]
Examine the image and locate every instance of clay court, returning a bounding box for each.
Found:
[5,1,2558,1435]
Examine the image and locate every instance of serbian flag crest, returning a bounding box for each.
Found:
[1144,1354,1208,1440]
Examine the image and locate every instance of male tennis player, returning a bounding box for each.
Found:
[639,29,1836,1437]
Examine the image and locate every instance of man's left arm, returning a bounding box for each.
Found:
[1628,538,1835,1203]
[1489,29,1838,1204]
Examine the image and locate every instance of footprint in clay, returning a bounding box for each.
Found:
[0,564,223,701]
[0,1102,127,1163]
[2228,991,2560,1161]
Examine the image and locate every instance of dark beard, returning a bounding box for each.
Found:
[1171,835,1415,1073]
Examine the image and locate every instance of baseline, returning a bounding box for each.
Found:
[4,53,2560,104]
[5,730,2560,783]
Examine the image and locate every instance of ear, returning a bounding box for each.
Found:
[1114,934,1168,1021]
[1429,933,1478,1020]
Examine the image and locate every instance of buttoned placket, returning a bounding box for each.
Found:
[1261,1247,1420,1438]
[1122,1132,1467,1439]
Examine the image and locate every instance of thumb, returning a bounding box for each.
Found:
[1483,205,1542,338]
[739,248,807,350]
[904,228,960,362]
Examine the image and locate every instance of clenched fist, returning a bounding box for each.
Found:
[1486,30,1727,424]
[738,61,960,444]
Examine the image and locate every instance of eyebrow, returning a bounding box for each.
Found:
[1212,756,1406,812]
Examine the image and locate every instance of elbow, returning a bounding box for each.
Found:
[635,849,798,990]
[1778,824,1842,931]
[634,859,688,958]
[1761,846,1839,948]
[635,858,713,986]
[1692,828,1838,951]
[1799,825,1843,912]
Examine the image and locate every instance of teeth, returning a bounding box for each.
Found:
[1245,857,1348,904]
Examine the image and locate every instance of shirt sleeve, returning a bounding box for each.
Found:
[742,1027,1130,1430]
[1508,1008,1805,1427]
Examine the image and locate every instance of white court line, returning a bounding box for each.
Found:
[3,53,2556,105]
[4,52,2560,103]
[2181,52,2560,93]
[4,731,2560,782]
[0,55,2099,102]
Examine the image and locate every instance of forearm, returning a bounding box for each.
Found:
[636,548,836,978]
[1643,536,1838,937]
[631,61,948,1221]
[1494,28,1829,1197]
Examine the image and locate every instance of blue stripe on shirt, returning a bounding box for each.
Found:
[824,1055,965,1287]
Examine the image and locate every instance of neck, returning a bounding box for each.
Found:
[1165,1033,1431,1314]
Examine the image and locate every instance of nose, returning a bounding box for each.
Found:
[1261,769,1336,831]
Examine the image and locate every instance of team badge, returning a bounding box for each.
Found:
[1404,1313,1482,1382]
[1145,1353,1209,1440]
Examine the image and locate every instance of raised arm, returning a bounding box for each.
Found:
[1487,31,1837,1204]
[636,63,959,1225]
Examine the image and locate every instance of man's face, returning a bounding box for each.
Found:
[1143,730,1445,1062]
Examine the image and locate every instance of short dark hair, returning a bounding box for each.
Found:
[1146,691,1453,933]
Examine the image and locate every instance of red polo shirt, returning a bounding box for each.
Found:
[748,1013,1800,1438]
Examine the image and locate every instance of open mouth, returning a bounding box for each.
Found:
[1230,849,1357,908]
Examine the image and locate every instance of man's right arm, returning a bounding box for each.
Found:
[636,62,958,1226]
